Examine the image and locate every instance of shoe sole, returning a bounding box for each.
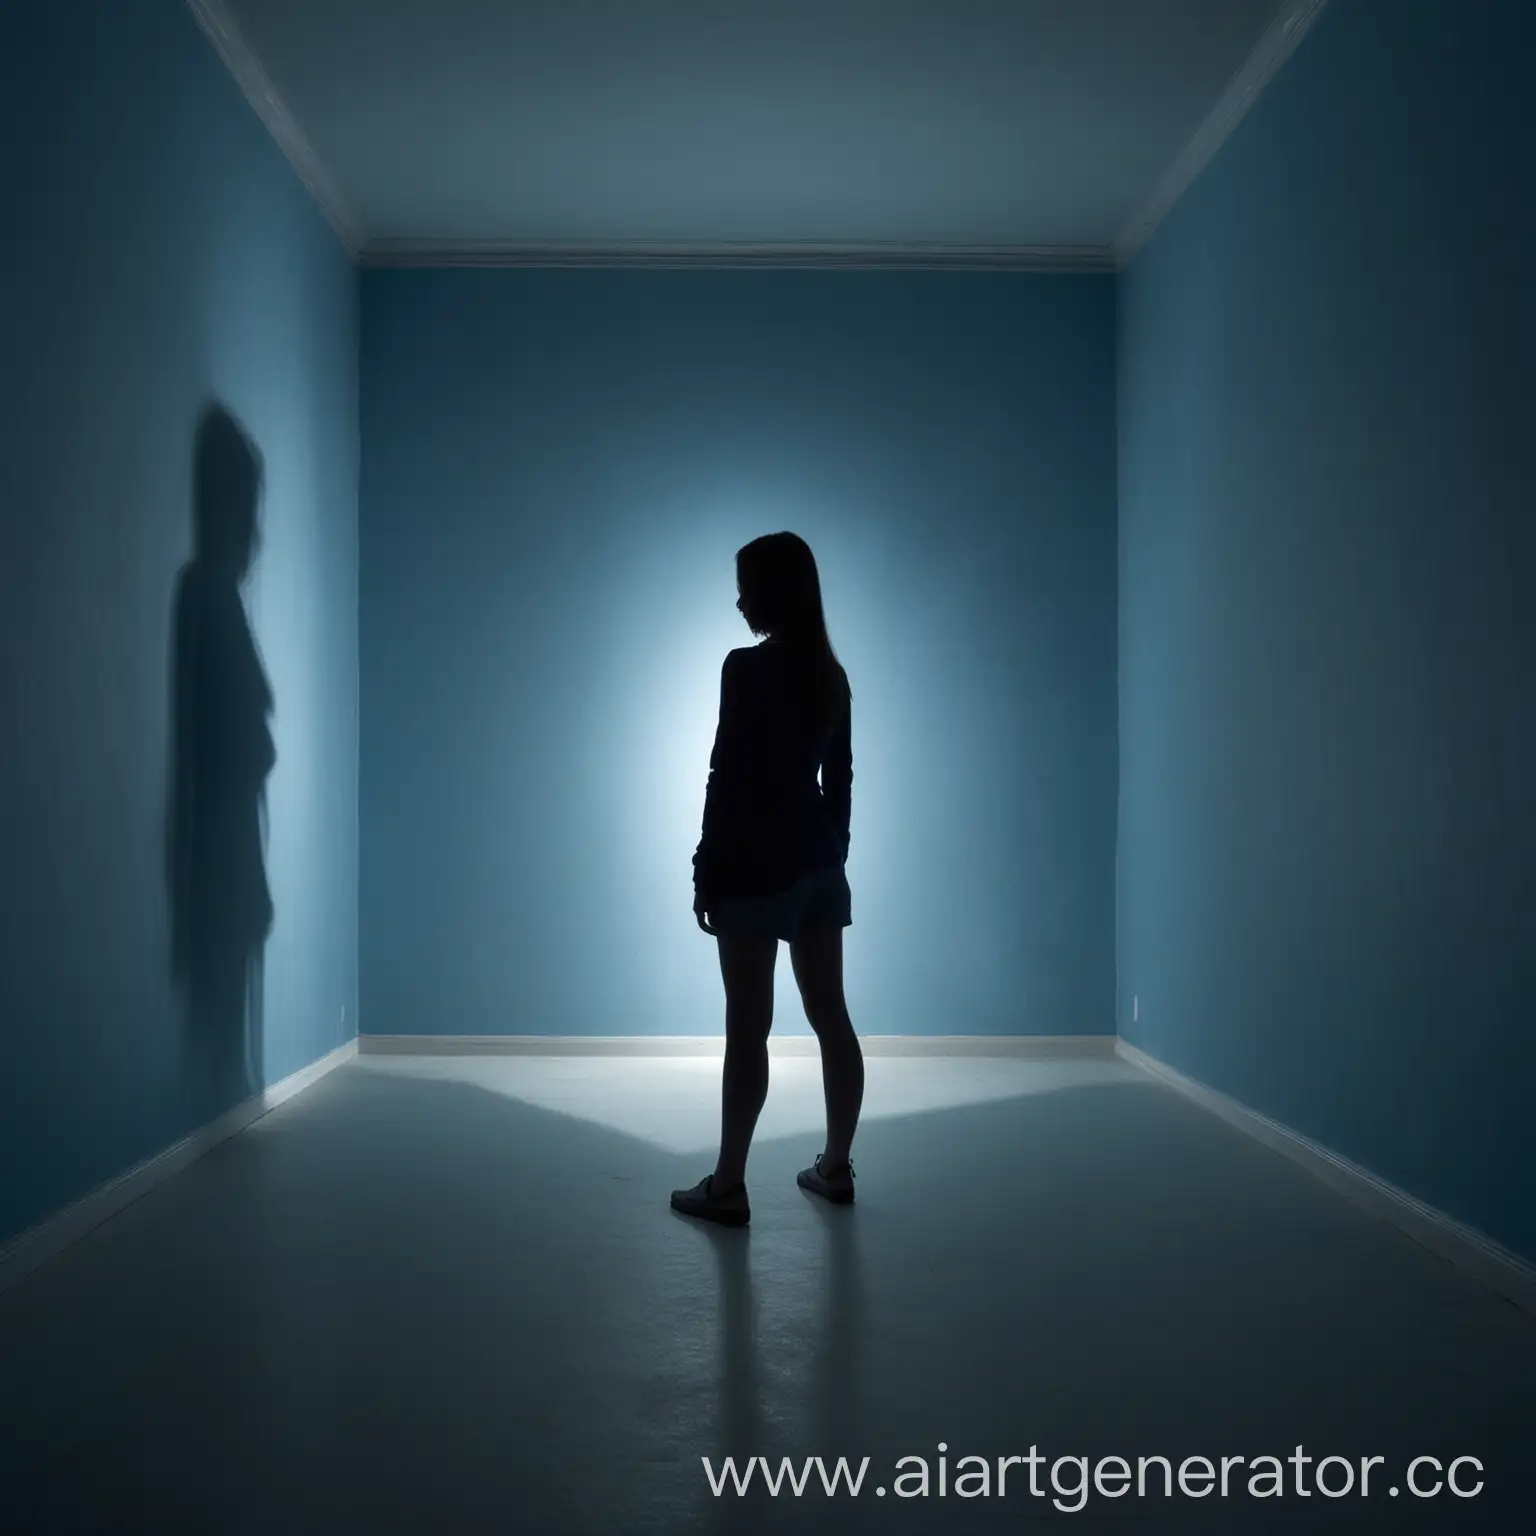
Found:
[670,1196,750,1227]
[797,1173,855,1205]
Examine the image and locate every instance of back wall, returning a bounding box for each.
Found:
[360,269,1117,1037]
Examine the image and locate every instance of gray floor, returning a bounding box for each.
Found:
[2,1049,1533,1534]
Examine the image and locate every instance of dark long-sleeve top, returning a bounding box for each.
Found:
[693,640,852,905]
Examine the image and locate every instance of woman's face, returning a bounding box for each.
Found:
[737,584,769,637]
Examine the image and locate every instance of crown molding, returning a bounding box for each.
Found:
[1114,0,1332,266]
[188,0,1327,276]
[357,237,1116,272]
[184,0,367,256]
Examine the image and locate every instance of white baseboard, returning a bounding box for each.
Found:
[0,1038,358,1296]
[358,1032,1119,1059]
[1115,1039,1536,1317]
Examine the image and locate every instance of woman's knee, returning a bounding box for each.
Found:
[724,1005,773,1043]
[804,1002,854,1041]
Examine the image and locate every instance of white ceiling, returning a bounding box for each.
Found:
[205,0,1328,266]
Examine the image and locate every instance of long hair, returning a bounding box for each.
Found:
[736,532,850,733]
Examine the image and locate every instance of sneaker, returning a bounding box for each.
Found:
[670,1174,751,1227]
[797,1154,855,1205]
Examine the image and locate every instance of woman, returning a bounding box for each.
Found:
[670,532,864,1227]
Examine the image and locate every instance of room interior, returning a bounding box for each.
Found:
[1,1,1531,1531]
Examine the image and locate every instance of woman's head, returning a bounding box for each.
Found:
[735,532,849,727]
[735,531,828,642]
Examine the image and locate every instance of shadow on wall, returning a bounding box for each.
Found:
[166,402,275,1119]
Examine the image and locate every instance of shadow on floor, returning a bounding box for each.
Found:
[1,1067,1532,1534]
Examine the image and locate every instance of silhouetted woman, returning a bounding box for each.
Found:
[671,532,864,1226]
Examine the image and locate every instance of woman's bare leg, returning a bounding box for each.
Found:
[789,926,863,1169]
[713,932,778,1189]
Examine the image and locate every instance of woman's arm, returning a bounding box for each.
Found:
[822,696,852,862]
[693,650,749,906]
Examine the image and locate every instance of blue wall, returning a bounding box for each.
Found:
[1118,0,1534,1258]
[361,270,1118,1038]
[15,0,1523,1273]
[0,1,359,1247]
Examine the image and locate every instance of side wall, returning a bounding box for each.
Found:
[0,1,359,1246]
[1117,0,1534,1257]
